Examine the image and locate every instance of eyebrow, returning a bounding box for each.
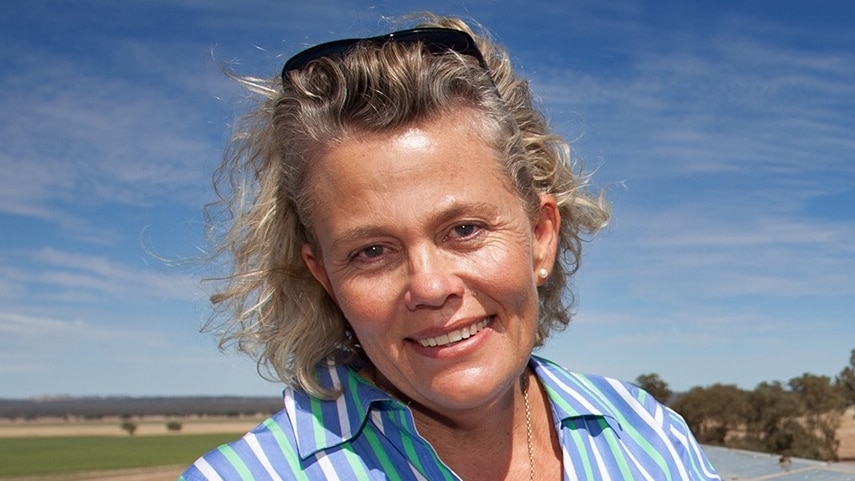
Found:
[329,226,392,253]
[328,201,504,251]
[433,201,503,226]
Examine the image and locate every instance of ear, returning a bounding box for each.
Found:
[532,194,560,283]
[301,243,334,298]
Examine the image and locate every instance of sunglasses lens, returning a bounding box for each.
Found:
[281,28,487,80]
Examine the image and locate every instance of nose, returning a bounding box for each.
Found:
[403,246,466,310]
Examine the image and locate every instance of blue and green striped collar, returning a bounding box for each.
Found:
[283,355,622,460]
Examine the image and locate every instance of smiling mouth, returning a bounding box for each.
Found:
[415,318,491,348]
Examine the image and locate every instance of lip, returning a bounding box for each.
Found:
[409,316,493,349]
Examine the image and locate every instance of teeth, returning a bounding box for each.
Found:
[417,319,489,348]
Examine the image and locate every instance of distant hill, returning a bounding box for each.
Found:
[0,396,284,419]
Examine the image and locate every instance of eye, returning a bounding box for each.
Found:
[355,245,385,260]
[449,223,482,239]
[357,246,383,259]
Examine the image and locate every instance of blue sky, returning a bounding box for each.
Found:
[1,0,853,398]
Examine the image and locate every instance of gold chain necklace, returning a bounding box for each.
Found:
[521,374,535,481]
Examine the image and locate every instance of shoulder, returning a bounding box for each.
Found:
[532,355,660,416]
[532,356,720,480]
[178,410,299,481]
[534,355,688,434]
[179,362,382,480]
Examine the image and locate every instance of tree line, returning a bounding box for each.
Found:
[636,348,855,461]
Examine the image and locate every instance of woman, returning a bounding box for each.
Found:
[181,14,720,481]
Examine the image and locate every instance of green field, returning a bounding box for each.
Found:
[0,434,236,477]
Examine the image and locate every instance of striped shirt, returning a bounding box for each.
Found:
[179,356,720,480]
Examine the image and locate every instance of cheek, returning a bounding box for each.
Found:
[471,239,535,290]
[332,278,400,333]
[479,245,541,318]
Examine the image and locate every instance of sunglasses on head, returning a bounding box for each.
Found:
[281,27,489,82]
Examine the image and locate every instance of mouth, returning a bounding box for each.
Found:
[414,318,491,348]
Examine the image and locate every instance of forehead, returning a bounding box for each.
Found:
[307,108,507,186]
[320,114,498,183]
[302,110,522,230]
[340,107,498,152]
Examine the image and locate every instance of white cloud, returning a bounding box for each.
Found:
[0,38,219,221]
[587,208,855,301]
[531,17,855,182]
[0,247,199,305]
[29,247,199,301]
[514,10,855,310]
[0,312,86,336]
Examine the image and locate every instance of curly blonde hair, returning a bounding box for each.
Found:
[205,14,609,398]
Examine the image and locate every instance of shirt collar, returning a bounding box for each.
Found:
[530,355,624,434]
[285,356,622,460]
[285,360,404,460]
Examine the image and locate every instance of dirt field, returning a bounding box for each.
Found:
[839,407,855,460]
[0,415,264,438]
[2,410,854,480]
[0,466,185,481]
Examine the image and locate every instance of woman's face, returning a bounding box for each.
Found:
[302,109,559,418]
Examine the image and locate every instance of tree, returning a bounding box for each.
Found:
[166,421,183,432]
[662,347,855,461]
[635,373,673,405]
[671,384,748,445]
[788,373,845,461]
[835,348,855,408]
[120,421,138,436]
[740,381,802,454]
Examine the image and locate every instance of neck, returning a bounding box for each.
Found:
[403,371,536,480]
